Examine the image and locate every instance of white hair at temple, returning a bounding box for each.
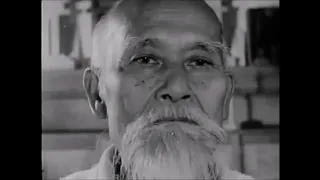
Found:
[90,1,128,78]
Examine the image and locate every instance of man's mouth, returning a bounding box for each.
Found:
[153,117,199,126]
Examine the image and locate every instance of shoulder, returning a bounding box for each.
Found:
[60,165,99,179]
[60,145,116,179]
[221,168,255,180]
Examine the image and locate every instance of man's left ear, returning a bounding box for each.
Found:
[222,73,235,120]
[83,68,108,119]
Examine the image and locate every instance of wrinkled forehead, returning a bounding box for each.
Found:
[93,0,224,73]
[118,0,222,40]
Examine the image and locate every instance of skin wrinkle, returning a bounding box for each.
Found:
[122,53,221,119]
[91,0,227,75]
[124,37,228,68]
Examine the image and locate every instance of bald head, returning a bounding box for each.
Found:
[117,0,222,37]
[91,0,224,72]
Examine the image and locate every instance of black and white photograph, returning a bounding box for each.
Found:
[41,0,279,179]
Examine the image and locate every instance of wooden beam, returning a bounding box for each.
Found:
[42,133,101,150]
[42,99,108,131]
[42,69,84,92]
[42,90,86,100]
[42,113,108,131]
[229,128,279,144]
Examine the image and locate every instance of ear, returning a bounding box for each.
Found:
[83,68,107,119]
[222,72,235,120]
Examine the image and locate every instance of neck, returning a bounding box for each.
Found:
[113,150,126,180]
[111,149,222,180]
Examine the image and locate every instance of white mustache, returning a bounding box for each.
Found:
[123,104,226,151]
[137,104,225,143]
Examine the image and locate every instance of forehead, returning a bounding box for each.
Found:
[121,0,222,42]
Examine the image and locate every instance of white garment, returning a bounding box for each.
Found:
[61,145,255,180]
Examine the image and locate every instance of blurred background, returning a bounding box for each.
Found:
[41,0,279,179]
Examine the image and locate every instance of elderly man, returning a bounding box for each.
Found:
[62,0,254,179]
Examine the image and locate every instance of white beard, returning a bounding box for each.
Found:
[120,104,226,180]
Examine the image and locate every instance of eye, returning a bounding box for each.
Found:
[186,58,214,68]
[131,56,160,66]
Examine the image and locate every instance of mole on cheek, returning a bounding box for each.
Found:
[134,79,145,87]
[134,75,160,88]
[192,79,207,87]
[119,66,125,72]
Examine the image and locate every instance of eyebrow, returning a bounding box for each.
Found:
[125,37,229,55]
[186,41,229,54]
[126,37,162,52]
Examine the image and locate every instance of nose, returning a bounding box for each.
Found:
[156,75,192,103]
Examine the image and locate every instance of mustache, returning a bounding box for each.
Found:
[132,103,226,144]
[153,117,199,126]
[138,104,205,125]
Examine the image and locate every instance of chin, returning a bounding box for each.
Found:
[120,105,225,180]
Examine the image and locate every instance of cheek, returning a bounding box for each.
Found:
[120,74,159,119]
[191,76,227,119]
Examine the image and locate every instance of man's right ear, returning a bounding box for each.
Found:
[83,68,107,119]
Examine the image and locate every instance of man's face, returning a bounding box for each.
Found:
[117,0,229,133]
[94,0,232,179]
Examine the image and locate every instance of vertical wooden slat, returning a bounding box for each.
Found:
[48,18,52,56]
[229,133,242,172]
[221,0,238,47]
[239,134,245,173]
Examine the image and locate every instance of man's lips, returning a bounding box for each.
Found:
[153,117,199,126]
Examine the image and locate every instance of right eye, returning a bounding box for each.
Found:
[131,56,161,67]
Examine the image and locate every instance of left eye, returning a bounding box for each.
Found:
[186,58,213,67]
[131,56,160,66]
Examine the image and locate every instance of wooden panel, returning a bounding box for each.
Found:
[42,90,86,100]
[42,99,108,130]
[218,144,242,169]
[228,133,243,172]
[42,133,99,150]
[244,144,279,179]
[233,96,279,125]
[42,69,84,93]
[230,66,279,94]
[42,131,111,150]
[242,133,279,144]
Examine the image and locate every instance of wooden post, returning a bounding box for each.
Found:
[230,133,242,172]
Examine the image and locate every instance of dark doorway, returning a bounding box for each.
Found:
[59,15,76,56]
